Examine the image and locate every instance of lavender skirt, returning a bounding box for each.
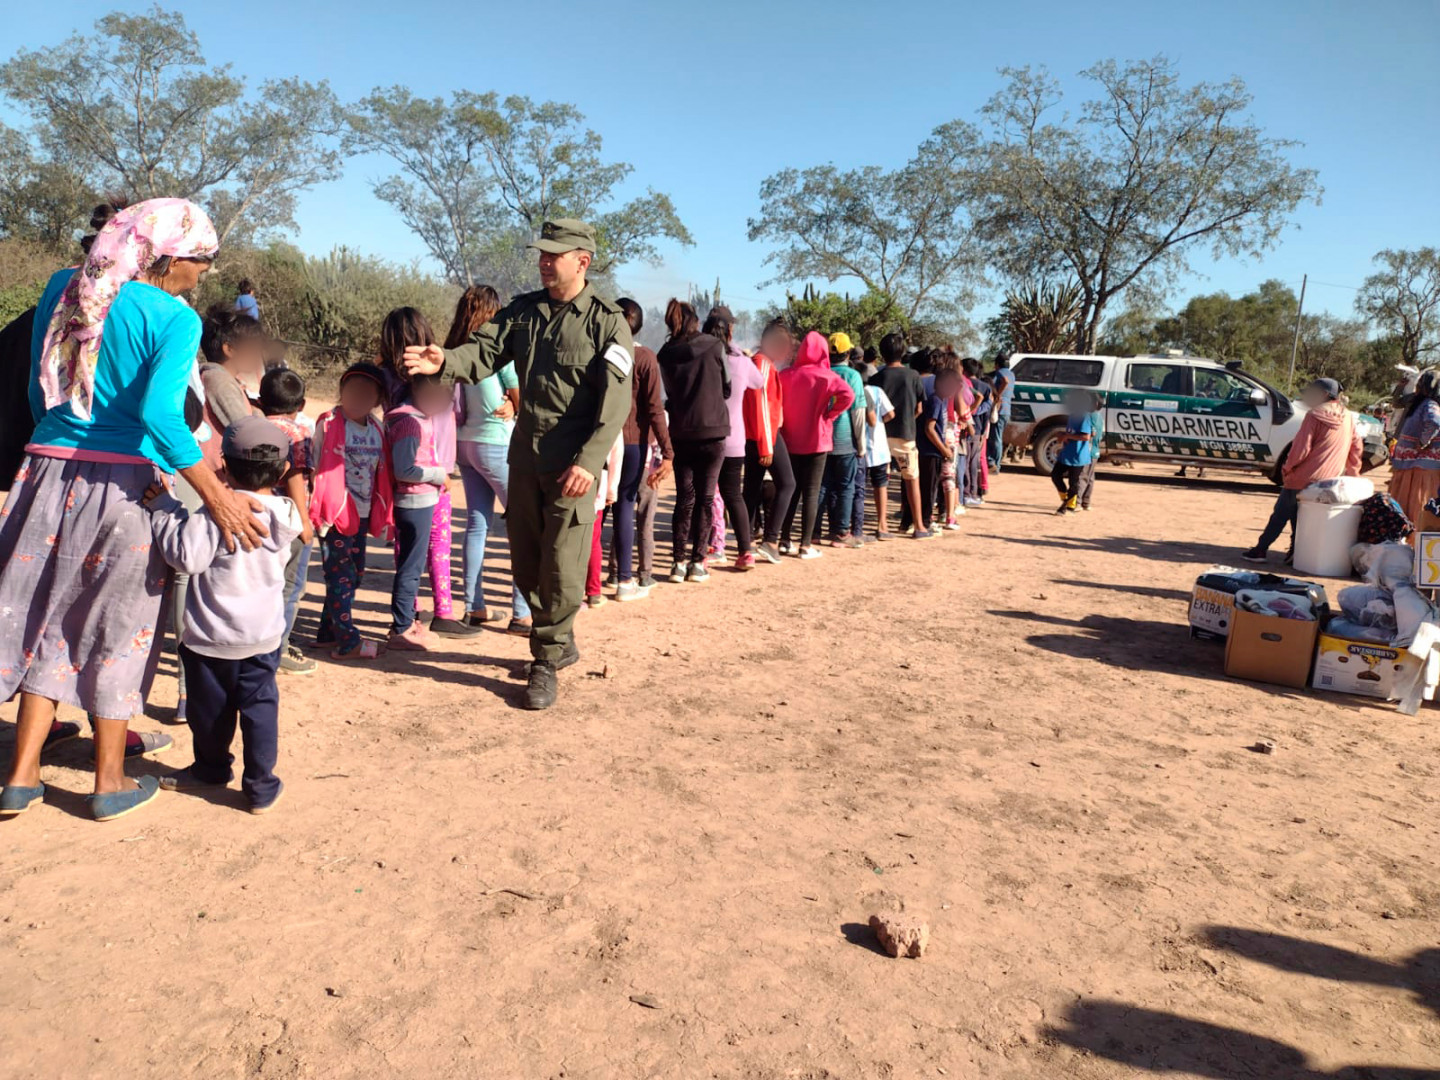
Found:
[0,454,169,718]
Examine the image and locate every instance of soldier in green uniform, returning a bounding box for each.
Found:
[403,220,633,709]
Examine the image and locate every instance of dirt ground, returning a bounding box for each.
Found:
[2,459,1438,1080]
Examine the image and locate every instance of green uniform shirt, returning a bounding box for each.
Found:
[441,283,634,480]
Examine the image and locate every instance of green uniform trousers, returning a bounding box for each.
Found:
[506,467,597,662]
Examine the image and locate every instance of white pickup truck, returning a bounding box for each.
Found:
[1004,352,1389,482]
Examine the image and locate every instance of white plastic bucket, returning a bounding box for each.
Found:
[1293,501,1363,577]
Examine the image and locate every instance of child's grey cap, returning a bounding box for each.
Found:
[222,415,288,462]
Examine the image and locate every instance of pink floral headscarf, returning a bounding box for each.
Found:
[38,197,218,419]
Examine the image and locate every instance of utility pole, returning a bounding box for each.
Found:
[1286,274,1307,394]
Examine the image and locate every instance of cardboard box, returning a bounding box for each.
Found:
[1190,567,1328,642]
[1224,607,1319,689]
[1311,631,1437,701]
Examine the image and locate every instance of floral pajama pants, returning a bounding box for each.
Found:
[319,529,367,651]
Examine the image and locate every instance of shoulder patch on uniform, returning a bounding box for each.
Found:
[605,343,634,378]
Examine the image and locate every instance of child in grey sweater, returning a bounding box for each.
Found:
[146,415,301,814]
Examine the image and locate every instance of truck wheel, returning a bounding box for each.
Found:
[1031,425,1064,477]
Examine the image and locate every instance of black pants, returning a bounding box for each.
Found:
[744,435,796,545]
[918,455,941,530]
[180,644,281,806]
[781,451,828,549]
[1051,464,1084,502]
[718,454,752,555]
[672,438,726,564]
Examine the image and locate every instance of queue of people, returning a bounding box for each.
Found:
[0,205,1017,823]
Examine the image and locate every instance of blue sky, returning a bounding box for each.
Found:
[6,0,1439,324]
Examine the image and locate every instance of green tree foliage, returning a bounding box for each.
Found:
[1355,248,1440,368]
[984,280,1084,355]
[747,124,980,328]
[192,242,459,382]
[0,6,343,245]
[346,89,692,292]
[758,284,915,349]
[967,57,1320,353]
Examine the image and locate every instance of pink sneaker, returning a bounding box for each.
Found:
[736,552,756,571]
[387,622,435,651]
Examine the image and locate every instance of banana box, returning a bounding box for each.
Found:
[1189,566,1328,641]
[1311,632,1436,701]
[1415,532,1440,587]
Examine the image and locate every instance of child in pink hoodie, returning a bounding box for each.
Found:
[777,331,855,559]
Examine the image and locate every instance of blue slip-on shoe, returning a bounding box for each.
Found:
[0,783,46,817]
[88,775,160,822]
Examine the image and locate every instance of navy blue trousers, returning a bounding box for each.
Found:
[179,644,282,805]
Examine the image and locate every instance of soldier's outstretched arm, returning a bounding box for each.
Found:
[402,302,518,383]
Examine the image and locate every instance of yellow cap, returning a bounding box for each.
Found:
[828,332,854,355]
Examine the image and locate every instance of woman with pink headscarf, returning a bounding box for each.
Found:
[0,198,265,823]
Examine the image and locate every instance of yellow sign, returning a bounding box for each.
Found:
[1416,532,1440,588]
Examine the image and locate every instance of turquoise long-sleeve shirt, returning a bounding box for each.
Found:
[29,279,203,472]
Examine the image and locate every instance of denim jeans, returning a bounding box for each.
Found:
[1257,488,1300,551]
[820,452,858,536]
[281,537,312,648]
[392,504,435,633]
[613,443,644,582]
[987,411,1010,470]
[457,440,530,619]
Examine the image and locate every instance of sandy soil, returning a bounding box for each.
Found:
[2,460,1437,1080]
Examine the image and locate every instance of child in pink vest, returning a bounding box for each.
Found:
[310,362,393,661]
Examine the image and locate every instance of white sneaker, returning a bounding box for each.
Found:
[615,580,650,602]
[798,546,823,560]
[964,497,983,508]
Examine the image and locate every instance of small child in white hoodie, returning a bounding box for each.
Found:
[145,416,301,814]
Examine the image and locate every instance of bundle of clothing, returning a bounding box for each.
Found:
[1299,476,1375,505]
[1357,494,1415,545]
[1235,589,1317,621]
[1345,540,1440,714]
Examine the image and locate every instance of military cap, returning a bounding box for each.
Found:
[529,219,597,255]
